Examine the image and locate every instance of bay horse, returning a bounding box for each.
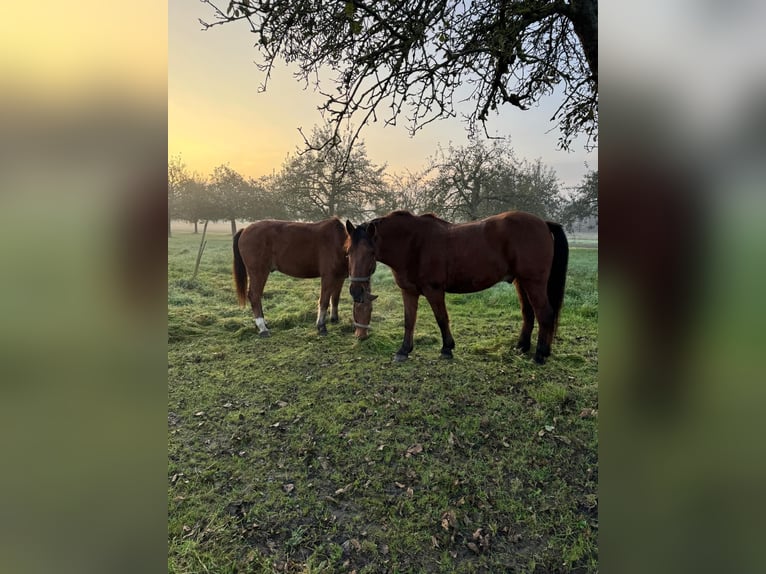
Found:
[345,210,568,363]
[232,218,371,339]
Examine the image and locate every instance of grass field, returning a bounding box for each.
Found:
[168,229,598,573]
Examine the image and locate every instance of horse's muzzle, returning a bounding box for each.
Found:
[349,284,365,303]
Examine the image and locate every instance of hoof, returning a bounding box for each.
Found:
[534,353,546,364]
[329,316,339,324]
[317,326,328,336]
[439,351,453,360]
[259,330,271,338]
[394,353,409,363]
[318,330,328,336]
[516,341,531,353]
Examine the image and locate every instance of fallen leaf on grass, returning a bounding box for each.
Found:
[341,538,361,553]
[405,443,423,457]
[441,510,457,530]
[538,425,555,437]
[579,407,598,418]
[431,535,439,548]
[282,483,295,494]
[553,434,572,445]
[472,527,491,551]
[335,483,353,495]
[466,542,480,554]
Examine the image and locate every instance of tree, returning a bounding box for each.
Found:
[561,168,597,230]
[273,123,386,221]
[241,175,289,221]
[426,138,562,222]
[429,139,516,221]
[200,0,597,151]
[381,168,440,216]
[501,157,564,220]
[168,154,187,237]
[176,172,213,233]
[209,164,251,235]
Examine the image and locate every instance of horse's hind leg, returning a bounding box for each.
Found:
[514,280,535,353]
[395,290,420,362]
[248,273,270,337]
[519,278,555,364]
[424,288,455,359]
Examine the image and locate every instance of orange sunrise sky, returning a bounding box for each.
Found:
[169,0,597,189]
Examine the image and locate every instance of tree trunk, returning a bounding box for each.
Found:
[168,214,172,238]
[568,0,598,85]
[194,220,198,234]
[230,219,237,236]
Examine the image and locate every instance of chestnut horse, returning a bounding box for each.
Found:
[345,210,568,363]
[233,218,371,338]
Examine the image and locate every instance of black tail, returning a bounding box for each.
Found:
[546,222,569,335]
[232,228,248,307]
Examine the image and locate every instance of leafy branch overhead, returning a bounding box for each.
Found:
[199,0,598,151]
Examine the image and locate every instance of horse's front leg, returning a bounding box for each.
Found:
[316,277,333,335]
[424,289,455,359]
[395,290,419,362]
[329,277,343,324]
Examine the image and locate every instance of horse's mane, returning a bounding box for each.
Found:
[419,212,450,225]
[383,210,450,225]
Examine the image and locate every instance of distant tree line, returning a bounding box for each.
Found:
[169,125,597,236]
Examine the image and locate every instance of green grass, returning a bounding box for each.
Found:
[169,230,598,573]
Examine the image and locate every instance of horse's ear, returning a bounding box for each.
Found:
[345,220,355,234]
[367,221,377,239]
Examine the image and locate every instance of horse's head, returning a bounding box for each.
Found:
[346,219,379,339]
[352,292,376,340]
[345,220,378,303]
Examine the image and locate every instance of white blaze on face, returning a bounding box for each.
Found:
[255,317,268,333]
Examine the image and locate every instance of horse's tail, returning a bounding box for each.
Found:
[546,222,569,335]
[232,228,248,307]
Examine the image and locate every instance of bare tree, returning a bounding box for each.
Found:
[177,172,213,233]
[428,138,563,221]
[561,168,597,230]
[242,175,289,221]
[382,167,439,216]
[209,164,251,235]
[429,138,515,221]
[168,154,187,237]
[501,157,564,219]
[199,0,597,152]
[273,123,386,221]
